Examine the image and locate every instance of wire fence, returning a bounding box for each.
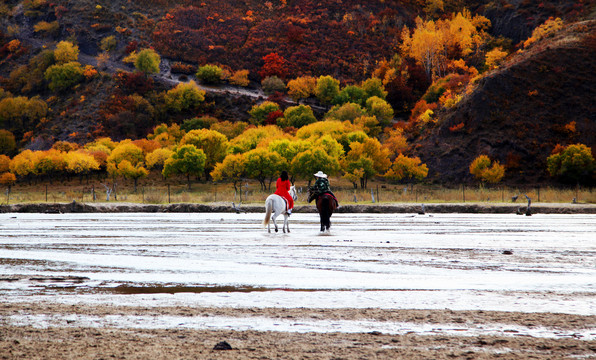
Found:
[2,182,594,205]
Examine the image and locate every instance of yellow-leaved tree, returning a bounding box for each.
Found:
[401,11,489,80]
[384,154,429,184]
[211,153,247,194]
[469,155,505,184]
[65,151,100,183]
[180,129,229,180]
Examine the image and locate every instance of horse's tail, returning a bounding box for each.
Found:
[262,198,272,227]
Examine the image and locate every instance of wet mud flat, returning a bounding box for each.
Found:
[2,303,596,360]
[1,212,595,359]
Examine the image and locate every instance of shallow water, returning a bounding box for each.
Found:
[1,212,595,335]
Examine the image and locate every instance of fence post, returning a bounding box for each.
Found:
[376,185,379,203]
[168,184,171,203]
[537,187,540,202]
[462,185,465,203]
[142,187,145,204]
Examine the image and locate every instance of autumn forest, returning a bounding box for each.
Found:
[0,0,594,195]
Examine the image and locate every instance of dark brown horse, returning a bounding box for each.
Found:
[315,193,337,232]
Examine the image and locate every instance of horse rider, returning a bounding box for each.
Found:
[274,170,294,215]
[308,171,338,206]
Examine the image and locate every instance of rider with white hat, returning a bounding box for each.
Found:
[309,171,337,204]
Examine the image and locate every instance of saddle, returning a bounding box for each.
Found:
[277,194,289,212]
[308,190,338,206]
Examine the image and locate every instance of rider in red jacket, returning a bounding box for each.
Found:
[274,170,294,214]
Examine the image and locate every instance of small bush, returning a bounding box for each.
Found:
[261,76,285,95]
[196,64,223,84]
[100,35,117,52]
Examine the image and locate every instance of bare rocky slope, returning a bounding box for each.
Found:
[414,20,596,185]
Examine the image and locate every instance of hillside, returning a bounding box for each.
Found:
[0,0,595,188]
[414,20,596,185]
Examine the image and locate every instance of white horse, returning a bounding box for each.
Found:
[262,186,297,233]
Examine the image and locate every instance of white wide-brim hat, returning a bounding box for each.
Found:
[314,171,327,178]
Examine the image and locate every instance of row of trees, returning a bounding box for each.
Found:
[0,117,431,193]
[4,128,591,194]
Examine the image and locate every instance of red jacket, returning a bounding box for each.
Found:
[274,178,294,209]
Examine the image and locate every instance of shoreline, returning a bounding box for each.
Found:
[1,201,595,214]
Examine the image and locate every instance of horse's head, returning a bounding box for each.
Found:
[289,185,297,201]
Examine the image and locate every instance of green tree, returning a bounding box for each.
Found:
[196,64,223,84]
[165,81,205,112]
[314,135,345,159]
[365,96,394,127]
[248,101,281,126]
[180,129,229,180]
[361,77,387,99]
[244,148,286,190]
[291,148,341,186]
[333,85,367,106]
[134,48,161,76]
[325,102,366,122]
[44,61,84,92]
[279,105,317,128]
[547,144,595,184]
[211,153,247,194]
[267,139,312,166]
[181,116,218,132]
[314,75,340,105]
[342,157,375,189]
[162,144,206,190]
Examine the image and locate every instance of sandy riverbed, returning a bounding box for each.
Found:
[2,303,595,359]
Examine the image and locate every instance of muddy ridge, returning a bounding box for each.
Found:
[1,201,595,214]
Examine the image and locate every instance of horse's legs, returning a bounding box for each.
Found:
[283,214,290,233]
[319,212,325,232]
[272,213,279,232]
